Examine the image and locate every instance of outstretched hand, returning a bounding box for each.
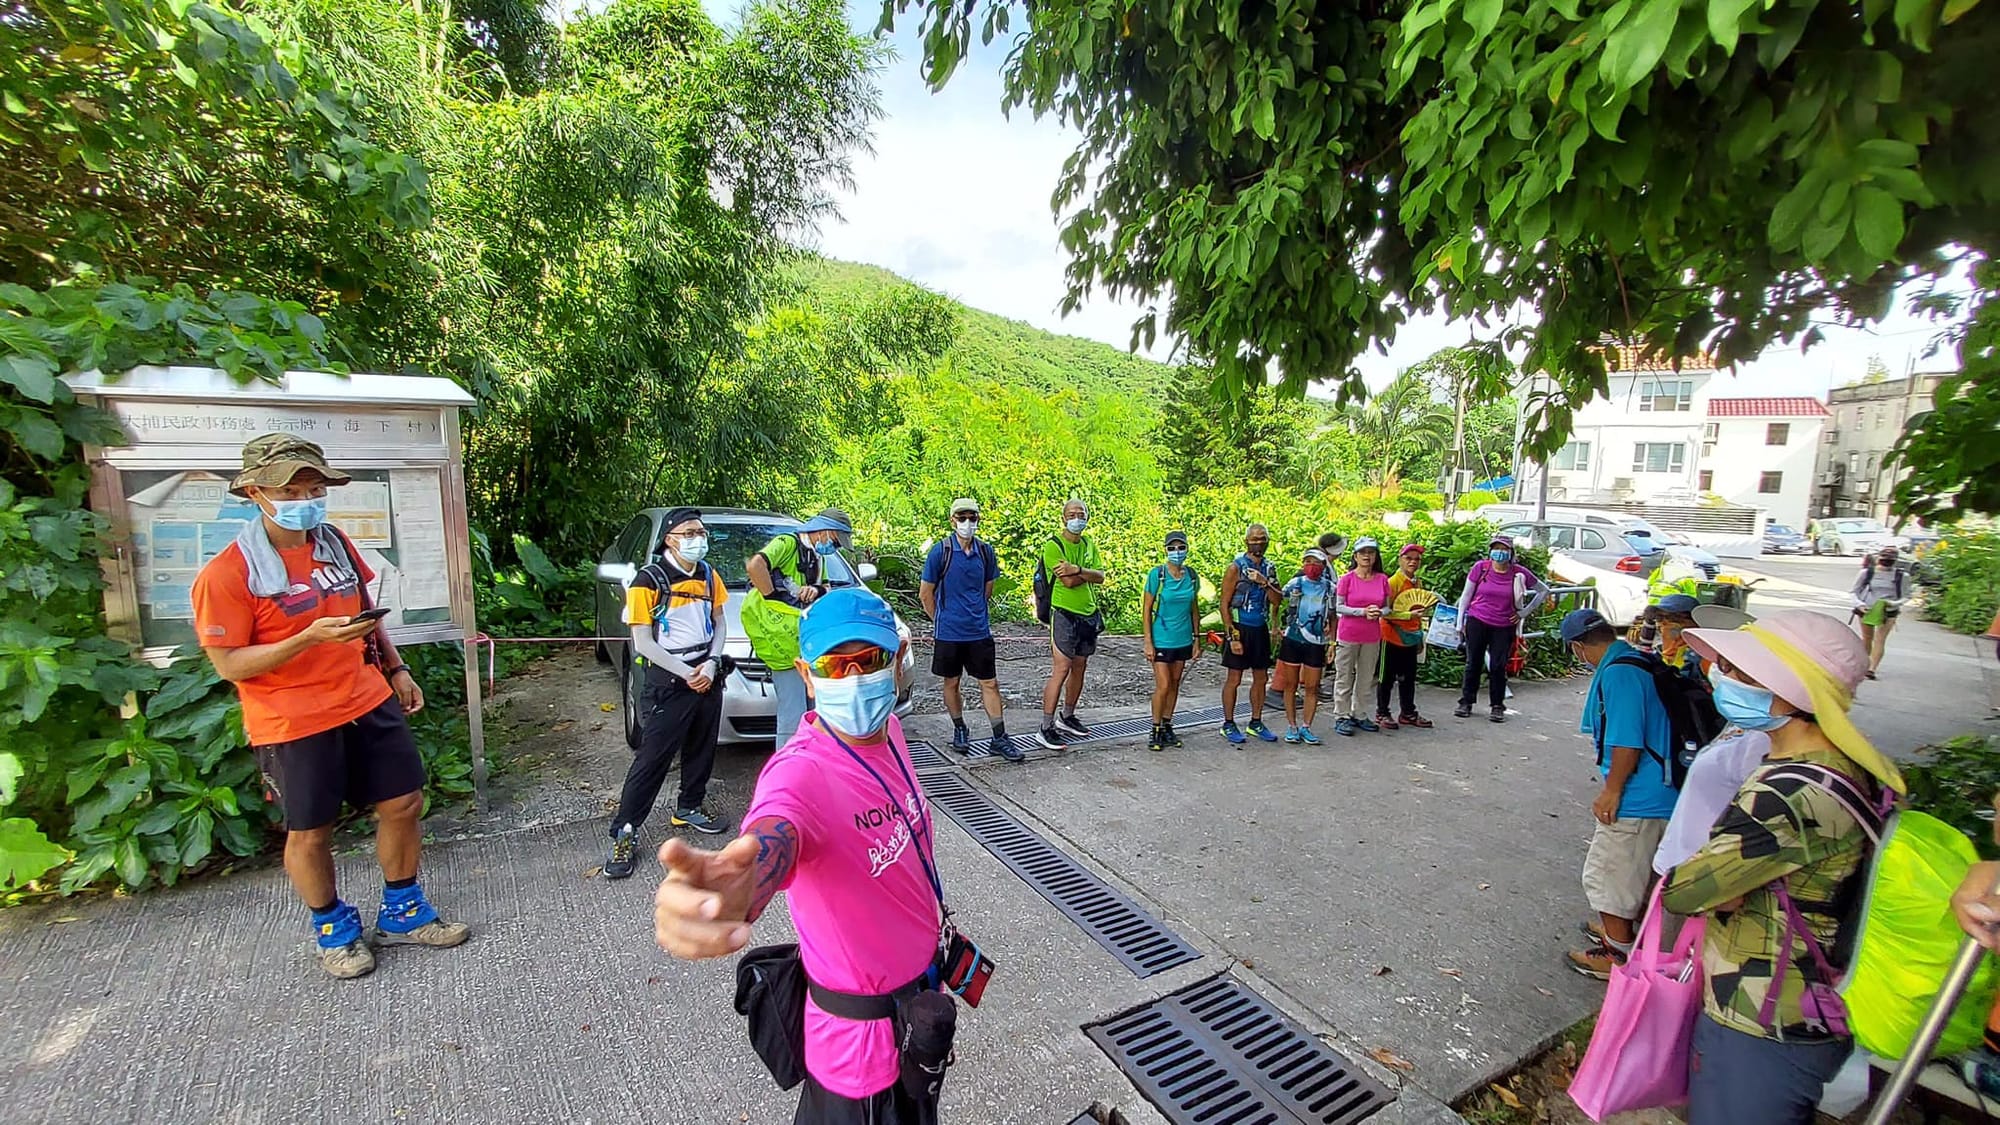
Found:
[654,835,760,960]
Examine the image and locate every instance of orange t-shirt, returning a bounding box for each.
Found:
[190,532,392,746]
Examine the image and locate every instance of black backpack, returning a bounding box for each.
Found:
[1597,652,1726,788]
[1030,536,1063,625]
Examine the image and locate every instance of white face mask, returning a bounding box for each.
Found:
[954,519,978,540]
[1065,516,1088,534]
[674,534,709,563]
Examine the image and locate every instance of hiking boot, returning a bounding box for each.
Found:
[1147,725,1166,752]
[319,938,377,979]
[949,722,972,753]
[1056,713,1091,738]
[1355,716,1380,733]
[1297,727,1322,746]
[604,823,639,880]
[672,806,730,835]
[1578,917,1608,944]
[311,901,376,979]
[1489,706,1507,723]
[1163,723,1184,748]
[1959,1046,2000,1100]
[991,730,1025,762]
[1567,944,1624,981]
[1035,724,1068,751]
[1453,703,1473,718]
[375,885,471,948]
[1246,718,1279,743]
[1333,717,1357,737]
[1400,712,1434,729]
[1375,713,1400,731]
[1220,720,1247,745]
[1283,725,1302,744]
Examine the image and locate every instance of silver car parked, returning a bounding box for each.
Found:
[1498,520,1665,576]
[594,507,915,747]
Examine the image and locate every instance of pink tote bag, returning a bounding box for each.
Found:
[1567,885,1708,1121]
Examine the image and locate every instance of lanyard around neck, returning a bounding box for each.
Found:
[823,724,947,913]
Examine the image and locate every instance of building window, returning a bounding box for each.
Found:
[1633,442,1687,474]
[1703,422,1720,441]
[1759,471,1783,494]
[1637,379,1693,412]
[1766,423,1790,445]
[1849,450,1861,475]
[1551,441,1590,471]
[1699,470,1714,491]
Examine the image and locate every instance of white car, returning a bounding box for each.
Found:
[1812,517,1904,557]
[593,507,915,747]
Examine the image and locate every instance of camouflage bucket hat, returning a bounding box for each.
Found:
[228,433,351,497]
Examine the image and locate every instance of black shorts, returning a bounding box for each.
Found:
[1152,645,1194,664]
[796,1073,938,1125]
[1052,607,1101,659]
[253,696,426,831]
[1276,638,1327,668]
[930,637,997,681]
[1221,623,1274,670]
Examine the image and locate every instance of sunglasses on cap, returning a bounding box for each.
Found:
[805,646,897,679]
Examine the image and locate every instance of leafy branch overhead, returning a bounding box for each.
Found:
[881,0,2000,519]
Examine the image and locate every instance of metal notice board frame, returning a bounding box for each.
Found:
[64,365,491,806]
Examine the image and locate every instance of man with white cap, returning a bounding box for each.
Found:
[1662,610,1905,1125]
[746,507,855,743]
[920,498,1019,761]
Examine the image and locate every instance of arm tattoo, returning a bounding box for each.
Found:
[744,816,799,924]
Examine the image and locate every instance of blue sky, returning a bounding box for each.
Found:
[712,1,1966,400]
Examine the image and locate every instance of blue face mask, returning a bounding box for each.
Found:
[809,665,899,738]
[265,496,327,532]
[1707,666,1792,731]
[1065,517,1089,535]
[1489,549,1512,563]
[1165,549,1188,566]
[812,537,840,556]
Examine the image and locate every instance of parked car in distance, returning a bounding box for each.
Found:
[1762,523,1809,554]
[1613,518,1724,578]
[593,507,915,748]
[1811,517,1903,557]
[1497,520,1664,576]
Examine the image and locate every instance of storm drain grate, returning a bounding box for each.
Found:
[1086,973,1393,1125]
[906,738,954,775]
[920,769,1201,978]
[953,705,1230,759]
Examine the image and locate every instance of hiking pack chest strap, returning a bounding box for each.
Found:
[806,966,934,1022]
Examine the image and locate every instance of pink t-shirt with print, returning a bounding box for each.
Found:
[743,714,942,1099]
[1334,570,1391,644]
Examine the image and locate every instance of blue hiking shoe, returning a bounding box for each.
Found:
[1220,720,1247,745]
[310,900,374,979]
[1247,719,1279,743]
[949,722,972,753]
[1283,726,1302,744]
[376,883,470,948]
[1334,717,1358,737]
[1355,716,1381,733]
[1298,727,1323,745]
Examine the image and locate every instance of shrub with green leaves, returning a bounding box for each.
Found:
[1923,529,2000,636]
[1904,735,2000,861]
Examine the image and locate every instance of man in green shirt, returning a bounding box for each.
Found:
[1036,499,1107,750]
[743,508,852,743]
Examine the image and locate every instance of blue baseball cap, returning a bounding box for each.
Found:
[799,587,901,662]
[1559,607,1611,644]
[1655,594,1699,615]
[796,509,853,536]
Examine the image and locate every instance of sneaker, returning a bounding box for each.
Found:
[1283,725,1302,744]
[1375,713,1399,731]
[672,806,731,835]
[991,730,1025,762]
[1333,717,1357,737]
[604,823,638,880]
[1056,713,1091,739]
[1246,719,1279,743]
[1297,727,1322,746]
[949,723,972,753]
[1036,724,1068,751]
[1577,917,1608,944]
[1959,1046,2000,1100]
[1400,712,1434,729]
[1567,944,1624,981]
[311,902,376,979]
[1355,716,1380,733]
[1453,703,1472,718]
[1489,706,1507,723]
[1147,725,1165,752]
[1220,720,1247,745]
[375,885,471,948]
[1163,723,1183,748]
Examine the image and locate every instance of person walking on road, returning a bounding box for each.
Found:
[1561,608,1678,979]
[746,508,854,743]
[605,508,732,879]
[1142,531,1203,752]
[920,499,1019,761]
[652,587,965,1125]
[1275,547,1333,744]
[1219,524,1281,744]
[1663,610,1904,1125]
[1037,500,1106,750]
[1850,545,1907,680]
[191,434,467,980]
[1376,543,1435,730]
[1454,534,1548,722]
[1330,538,1391,736]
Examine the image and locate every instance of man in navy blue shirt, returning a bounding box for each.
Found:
[920,498,1021,761]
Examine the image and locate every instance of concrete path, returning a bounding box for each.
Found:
[2,558,1990,1125]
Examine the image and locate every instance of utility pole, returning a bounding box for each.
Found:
[1445,361,1468,519]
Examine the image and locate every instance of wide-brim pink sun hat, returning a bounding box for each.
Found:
[1682,608,1868,715]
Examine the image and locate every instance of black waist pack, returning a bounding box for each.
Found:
[894,988,957,1101]
[734,944,808,1091]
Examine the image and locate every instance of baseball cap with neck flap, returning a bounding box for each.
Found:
[796,507,853,550]
[228,433,352,497]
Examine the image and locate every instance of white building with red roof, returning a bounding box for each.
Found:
[1700,397,1828,529]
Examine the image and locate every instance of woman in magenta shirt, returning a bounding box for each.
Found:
[1330,538,1392,736]
[1454,534,1548,723]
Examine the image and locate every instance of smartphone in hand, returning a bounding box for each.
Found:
[350,607,392,624]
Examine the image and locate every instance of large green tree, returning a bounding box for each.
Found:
[882,0,2000,519]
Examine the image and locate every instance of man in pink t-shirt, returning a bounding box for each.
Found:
[652,587,953,1125]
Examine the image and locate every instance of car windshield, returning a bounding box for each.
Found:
[699,518,862,590]
[1768,525,1796,536]
[1830,518,1886,533]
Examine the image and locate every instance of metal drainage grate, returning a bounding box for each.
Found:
[955,705,1230,759]
[1086,974,1393,1125]
[906,738,954,775]
[921,769,1201,978]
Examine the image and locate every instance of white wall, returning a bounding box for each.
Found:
[1534,372,1709,500]
[1702,416,1822,528]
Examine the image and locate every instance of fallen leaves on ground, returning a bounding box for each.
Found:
[1370,965,1393,976]
[599,702,616,712]
[1367,1047,1415,1073]
[1488,1083,1522,1109]
[1437,966,1462,978]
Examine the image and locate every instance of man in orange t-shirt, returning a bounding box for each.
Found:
[191,434,468,979]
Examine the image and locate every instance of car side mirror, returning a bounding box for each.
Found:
[596,562,636,585]
[857,562,879,582]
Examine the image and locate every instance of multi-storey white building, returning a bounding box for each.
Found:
[1698,398,1827,529]
[1521,345,1712,504]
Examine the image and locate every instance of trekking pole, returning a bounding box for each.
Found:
[1862,914,1999,1123]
